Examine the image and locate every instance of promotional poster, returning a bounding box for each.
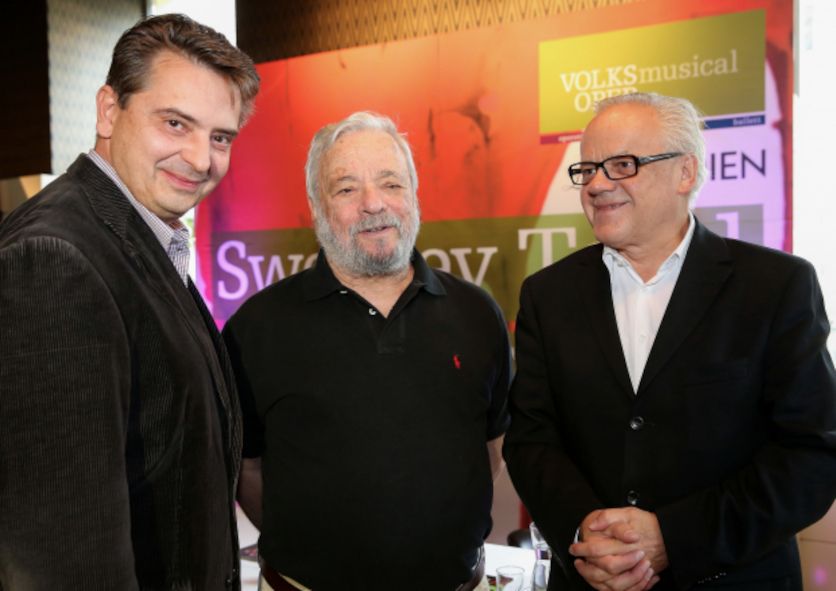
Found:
[197,0,793,327]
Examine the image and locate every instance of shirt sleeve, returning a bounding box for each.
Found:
[222,313,266,459]
[485,296,512,441]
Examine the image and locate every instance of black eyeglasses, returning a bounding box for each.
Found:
[567,152,683,186]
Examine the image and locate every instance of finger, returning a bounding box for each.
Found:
[600,560,652,591]
[580,509,606,535]
[570,538,641,559]
[624,565,655,591]
[586,516,616,533]
[587,550,646,575]
[643,575,661,590]
[607,520,641,544]
[575,558,616,586]
[587,508,630,532]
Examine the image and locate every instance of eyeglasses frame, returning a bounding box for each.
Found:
[567,152,684,186]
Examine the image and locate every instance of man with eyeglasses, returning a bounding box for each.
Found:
[504,92,836,591]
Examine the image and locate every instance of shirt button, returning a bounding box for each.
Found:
[339,289,348,295]
[368,308,377,316]
[626,490,639,505]
[629,416,645,431]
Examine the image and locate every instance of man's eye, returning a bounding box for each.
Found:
[212,134,232,146]
[166,119,183,129]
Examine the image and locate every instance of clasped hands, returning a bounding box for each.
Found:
[569,507,669,591]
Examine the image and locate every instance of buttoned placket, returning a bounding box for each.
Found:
[609,252,681,393]
[338,282,422,354]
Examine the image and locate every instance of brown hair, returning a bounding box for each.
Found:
[106,13,260,124]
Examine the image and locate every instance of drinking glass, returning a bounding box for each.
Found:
[529,522,551,591]
[496,565,525,591]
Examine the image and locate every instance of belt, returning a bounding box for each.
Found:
[262,546,485,591]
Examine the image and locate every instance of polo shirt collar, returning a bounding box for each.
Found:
[303,248,446,301]
[410,249,446,296]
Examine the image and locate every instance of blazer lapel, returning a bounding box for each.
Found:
[75,156,240,476]
[576,245,634,397]
[638,221,733,393]
[187,278,242,480]
[126,218,239,463]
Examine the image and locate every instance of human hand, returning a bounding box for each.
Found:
[568,510,651,590]
[573,555,657,591]
[569,508,667,590]
[579,507,669,573]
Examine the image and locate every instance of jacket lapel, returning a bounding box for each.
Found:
[637,221,733,394]
[576,245,634,397]
[123,214,241,483]
[187,278,243,482]
[74,156,239,476]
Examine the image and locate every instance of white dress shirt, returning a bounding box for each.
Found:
[603,214,696,392]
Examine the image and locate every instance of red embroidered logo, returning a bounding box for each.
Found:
[453,354,461,369]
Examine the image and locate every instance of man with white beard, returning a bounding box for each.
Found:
[222,112,511,591]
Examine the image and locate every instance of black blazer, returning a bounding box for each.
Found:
[504,220,836,590]
[0,156,242,589]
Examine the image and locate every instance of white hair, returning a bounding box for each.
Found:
[595,92,706,200]
[304,111,418,206]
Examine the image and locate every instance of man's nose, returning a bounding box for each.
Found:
[360,184,385,213]
[181,135,211,175]
[585,166,616,194]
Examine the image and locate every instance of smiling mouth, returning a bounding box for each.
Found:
[163,170,207,190]
[595,202,625,212]
[360,225,393,234]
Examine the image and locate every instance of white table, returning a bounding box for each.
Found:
[485,542,536,580]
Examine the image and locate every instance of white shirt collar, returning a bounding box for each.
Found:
[602,212,696,285]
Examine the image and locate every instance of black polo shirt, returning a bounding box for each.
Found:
[223,250,510,590]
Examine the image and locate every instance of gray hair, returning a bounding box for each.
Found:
[304,111,419,205]
[595,92,706,200]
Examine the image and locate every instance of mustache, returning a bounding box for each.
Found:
[349,212,403,237]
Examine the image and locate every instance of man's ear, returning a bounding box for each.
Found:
[95,85,120,139]
[677,153,699,196]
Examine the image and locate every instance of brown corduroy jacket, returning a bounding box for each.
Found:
[0,155,242,590]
